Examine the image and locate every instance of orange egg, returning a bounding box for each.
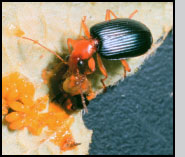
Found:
[2,72,77,152]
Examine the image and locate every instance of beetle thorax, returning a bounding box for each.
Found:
[73,39,97,59]
[68,39,97,72]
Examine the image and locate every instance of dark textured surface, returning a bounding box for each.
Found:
[83,32,173,155]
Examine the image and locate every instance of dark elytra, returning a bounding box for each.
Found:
[90,18,153,60]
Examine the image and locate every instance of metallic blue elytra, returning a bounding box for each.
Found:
[90,18,153,60]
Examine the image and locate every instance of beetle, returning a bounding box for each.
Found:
[66,9,153,90]
[20,9,153,111]
[20,37,94,113]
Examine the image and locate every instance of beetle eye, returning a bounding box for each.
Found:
[77,60,86,73]
[78,60,84,67]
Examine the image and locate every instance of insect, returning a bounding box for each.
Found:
[20,9,153,112]
[44,62,92,113]
[66,9,153,90]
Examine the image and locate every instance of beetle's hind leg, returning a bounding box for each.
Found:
[105,9,118,21]
[105,9,138,21]
[121,9,138,78]
[128,9,138,19]
[121,60,131,78]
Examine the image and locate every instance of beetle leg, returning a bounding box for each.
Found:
[105,9,118,21]
[84,57,96,75]
[97,53,108,91]
[79,17,86,39]
[88,57,96,72]
[67,38,78,54]
[128,9,138,19]
[80,16,91,39]
[121,60,131,78]
[86,88,96,101]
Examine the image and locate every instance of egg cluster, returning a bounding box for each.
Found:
[2,72,77,152]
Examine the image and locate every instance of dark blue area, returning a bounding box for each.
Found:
[83,32,173,155]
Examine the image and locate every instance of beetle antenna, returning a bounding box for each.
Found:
[20,36,67,64]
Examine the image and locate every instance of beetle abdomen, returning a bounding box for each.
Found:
[90,18,153,60]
